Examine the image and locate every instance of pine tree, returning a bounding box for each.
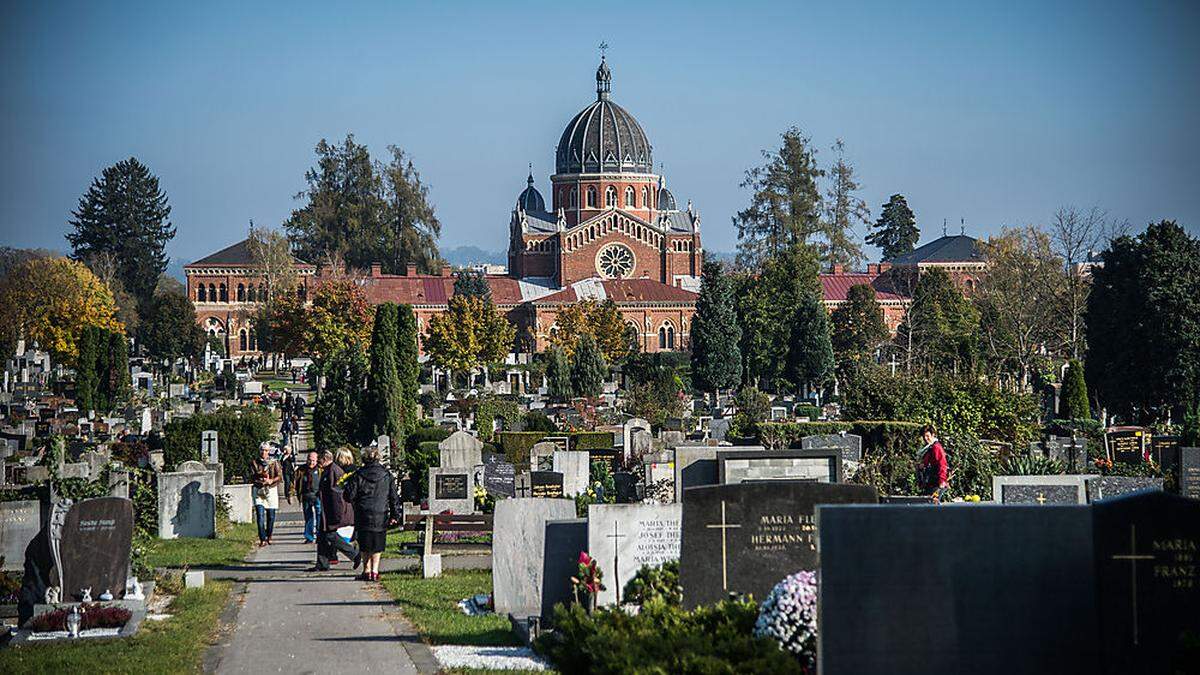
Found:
[830,283,889,373]
[733,128,825,271]
[785,290,835,395]
[367,303,403,441]
[67,157,175,305]
[570,334,608,399]
[866,194,919,261]
[546,346,573,402]
[395,304,420,434]
[93,328,112,412]
[690,259,741,398]
[822,140,868,268]
[453,269,491,300]
[1060,359,1090,420]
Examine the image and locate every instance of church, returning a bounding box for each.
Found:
[186,56,703,359]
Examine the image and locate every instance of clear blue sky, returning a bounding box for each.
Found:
[2,1,1197,268]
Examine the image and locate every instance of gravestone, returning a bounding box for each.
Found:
[1085,475,1162,502]
[613,472,641,503]
[201,430,219,464]
[157,469,217,539]
[717,449,842,484]
[530,470,564,498]
[801,433,862,463]
[553,450,590,497]
[818,502,1099,674]
[679,481,877,608]
[709,418,730,443]
[428,467,474,514]
[622,418,651,459]
[588,503,682,606]
[108,468,129,499]
[588,447,619,474]
[992,474,1090,504]
[0,500,40,570]
[60,462,88,479]
[219,484,255,523]
[1093,491,1200,673]
[1179,447,1200,499]
[1107,427,1146,464]
[630,429,653,459]
[530,442,557,472]
[438,430,484,469]
[80,449,110,479]
[514,472,532,498]
[177,460,208,473]
[492,498,576,616]
[673,446,724,502]
[539,518,588,624]
[483,454,515,498]
[376,435,391,462]
[59,497,135,602]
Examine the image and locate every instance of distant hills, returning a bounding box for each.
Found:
[441,245,506,267]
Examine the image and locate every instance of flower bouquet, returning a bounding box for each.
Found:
[570,551,606,613]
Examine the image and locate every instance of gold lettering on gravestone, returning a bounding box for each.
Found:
[705,501,740,591]
[750,513,815,552]
[1151,538,1197,590]
[1110,524,1155,646]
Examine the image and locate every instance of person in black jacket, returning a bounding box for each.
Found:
[342,446,400,581]
[312,449,361,572]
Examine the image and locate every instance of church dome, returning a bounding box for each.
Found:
[516,170,545,212]
[657,186,677,211]
[555,57,653,175]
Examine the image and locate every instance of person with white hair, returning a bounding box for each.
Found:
[252,442,283,545]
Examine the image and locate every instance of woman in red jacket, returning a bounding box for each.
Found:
[917,424,949,502]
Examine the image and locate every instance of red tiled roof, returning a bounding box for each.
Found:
[820,273,908,303]
[358,274,526,307]
[535,279,698,305]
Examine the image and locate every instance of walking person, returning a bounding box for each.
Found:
[252,442,283,546]
[295,451,322,543]
[279,414,293,449]
[342,446,401,581]
[279,444,296,505]
[313,449,361,571]
[916,424,949,503]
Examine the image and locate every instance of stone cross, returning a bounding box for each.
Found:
[1110,524,1155,646]
[705,500,741,592]
[606,521,626,604]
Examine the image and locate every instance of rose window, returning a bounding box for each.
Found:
[596,243,635,278]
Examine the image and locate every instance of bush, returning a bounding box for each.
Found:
[792,404,821,421]
[163,407,273,480]
[495,431,615,465]
[754,571,818,671]
[623,560,681,607]
[1059,359,1090,420]
[1000,454,1065,476]
[731,386,771,437]
[407,441,442,499]
[535,599,805,674]
[522,410,557,433]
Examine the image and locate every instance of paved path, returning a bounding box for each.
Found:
[207,385,435,674]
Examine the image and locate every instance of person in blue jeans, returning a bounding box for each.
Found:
[295,450,322,543]
[252,443,283,545]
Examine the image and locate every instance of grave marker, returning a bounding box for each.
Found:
[530,470,564,498]
[992,474,1090,504]
[59,497,135,602]
[1106,427,1146,464]
[587,503,682,607]
[717,448,842,484]
[201,430,219,464]
[157,469,217,539]
[428,467,474,514]
[492,498,576,616]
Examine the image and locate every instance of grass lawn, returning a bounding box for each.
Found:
[0,581,232,674]
[142,521,258,569]
[380,569,518,647]
[383,529,418,558]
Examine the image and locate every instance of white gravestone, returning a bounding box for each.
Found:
[587,502,682,607]
[201,430,219,464]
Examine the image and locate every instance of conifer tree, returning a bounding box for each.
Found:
[546,346,573,402]
[570,334,607,399]
[395,304,420,434]
[367,303,403,441]
[830,283,888,373]
[866,194,919,261]
[733,128,825,271]
[1060,359,1090,420]
[691,259,741,400]
[785,290,835,395]
[75,327,100,413]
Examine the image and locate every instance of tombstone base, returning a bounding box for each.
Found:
[184,570,205,588]
[422,554,442,578]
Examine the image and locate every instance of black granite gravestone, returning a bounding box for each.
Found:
[613,472,641,503]
[679,481,876,608]
[530,471,564,498]
[435,473,469,501]
[540,518,588,625]
[1085,476,1162,502]
[818,503,1099,675]
[483,454,515,498]
[58,497,134,602]
[1179,447,1200,499]
[1107,428,1146,464]
[1093,491,1200,674]
[588,447,619,474]
[1148,435,1180,469]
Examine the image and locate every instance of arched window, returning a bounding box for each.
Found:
[198,284,207,301]
[219,284,228,302]
[570,186,578,209]
[643,187,650,209]
[249,327,258,351]
[208,284,217,301]
[237,284,245,302]
[625,186,635,208]
[238,329,247,352]
[586,186,597,208]
[658,322,676,350]
[605,186,617,208]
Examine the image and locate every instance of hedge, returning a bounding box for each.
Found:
[496,431,616,465]
[163,407,274,480]
[755,421,923,453]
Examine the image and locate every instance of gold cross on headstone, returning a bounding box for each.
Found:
[705,500,741,591]
[1110,524,1155,646]
[1036,492,1047,505]
[607,521,626,604]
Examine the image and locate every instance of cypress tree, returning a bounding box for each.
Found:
[105,330,130,405]
[570,334,608,399]
[1060,359,1090,420]
[93,328,112,412]
[395,304,420,434]
[785,290,835,396]
[367,303,403,441]
[691,259,741,400]
[546,346,573,402]
[75,326,100,413]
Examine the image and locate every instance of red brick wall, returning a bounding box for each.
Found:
[531,304,695,354]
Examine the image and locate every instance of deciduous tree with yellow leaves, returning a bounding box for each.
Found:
[424,294,514,384]
[545,299,635,362]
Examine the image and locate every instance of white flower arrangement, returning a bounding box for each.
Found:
[753,570,818,669]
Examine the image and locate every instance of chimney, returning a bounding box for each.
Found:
[406,262,417,277]
[831,264,844,275]
[878,262,893,273]
[370,263,382,278]
[441,264,452,277]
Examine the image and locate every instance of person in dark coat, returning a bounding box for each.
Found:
[312,449,360,571]
[342,446,401,581]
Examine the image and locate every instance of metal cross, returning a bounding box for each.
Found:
[598,42,609,58]
[705,500,741,591]
[1110,524,1155,646]
[607,521,626,604]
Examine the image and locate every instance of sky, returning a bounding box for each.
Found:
[2,0,1198,270]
